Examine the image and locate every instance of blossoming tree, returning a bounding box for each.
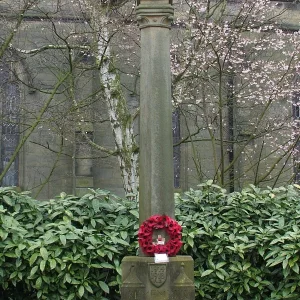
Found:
[171,0,300,190]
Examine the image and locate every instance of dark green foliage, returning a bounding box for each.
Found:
[177,181,300,299]
[0,188,138,300]
[1,182,300,299]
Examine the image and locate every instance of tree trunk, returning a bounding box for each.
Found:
[98,26,139,198]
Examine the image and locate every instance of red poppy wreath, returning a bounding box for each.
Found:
[138,215,182,256]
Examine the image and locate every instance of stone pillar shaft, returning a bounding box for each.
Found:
[120,3,195,299]
[137,4,175,225]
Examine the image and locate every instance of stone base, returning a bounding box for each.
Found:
[121,256,195,300]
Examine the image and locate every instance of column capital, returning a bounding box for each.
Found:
[136,4,174,29]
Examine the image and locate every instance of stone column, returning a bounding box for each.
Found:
[121,1,195,299]
[137,0,175,224]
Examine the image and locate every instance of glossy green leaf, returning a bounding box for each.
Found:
[78,285,84,298]
[36,277,42,289]
[201,269,214,277]
[40,247,48,260]
[60,235,66,246]
[99,281,109,294]
[40,260,46,272]
[29,253,39,266]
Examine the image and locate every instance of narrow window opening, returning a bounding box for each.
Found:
[173,109,180,189]
[0,63,20,186]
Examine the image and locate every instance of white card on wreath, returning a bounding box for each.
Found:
[154,253,169,263]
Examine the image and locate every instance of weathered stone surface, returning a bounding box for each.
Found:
[122,1,195,298]
[75,188,91,197]
[121,256,195,300]
[123,1,195,299]
[75,176,93,188]
[137,1,175,230]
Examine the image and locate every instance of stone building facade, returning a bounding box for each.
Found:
[174,0,300,191]
[0,0,136,199]
[0,0,299,199]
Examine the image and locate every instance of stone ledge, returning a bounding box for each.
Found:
[121,255,195,300]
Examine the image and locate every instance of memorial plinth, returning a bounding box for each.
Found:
[121,256,195,300]
[120,0,195,298]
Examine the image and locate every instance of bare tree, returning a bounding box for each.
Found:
[0,0,140,198]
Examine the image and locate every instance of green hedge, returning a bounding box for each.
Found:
[178,181,300,299]
[0,188,138,300]
[1,182,300,299]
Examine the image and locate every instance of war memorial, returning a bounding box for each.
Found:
[121,0,195,299]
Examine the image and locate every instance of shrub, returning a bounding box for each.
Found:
[177,181,300,299]
[1,182,300,299]
[0,188,138,299]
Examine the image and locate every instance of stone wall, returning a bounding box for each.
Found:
[0,0,299,198]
